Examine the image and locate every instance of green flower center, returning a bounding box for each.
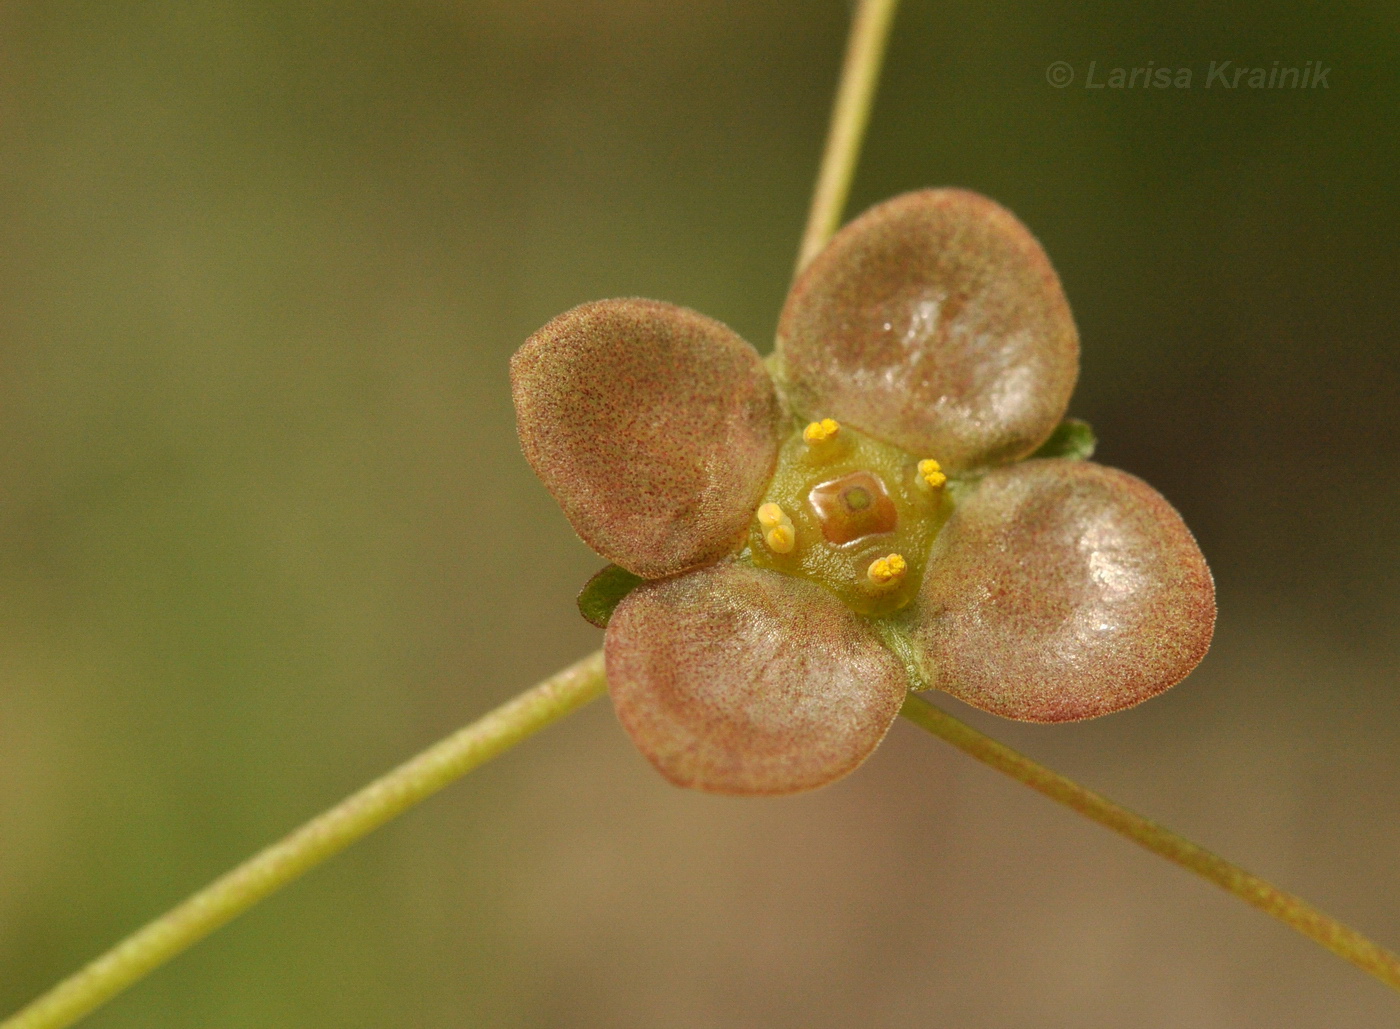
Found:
[745,419,951,616]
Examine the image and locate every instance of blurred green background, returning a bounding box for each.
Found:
[1,1,1398,1026]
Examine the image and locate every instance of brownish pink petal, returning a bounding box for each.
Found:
[605,562,908,795]
[777,189,1079,473]
[512,299,782,578]
[909,460,1215,722]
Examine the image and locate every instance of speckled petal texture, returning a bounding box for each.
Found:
[777,189,1079,473]
[910,460,1215,722]
[512,299,782,579]
[605,562,909,795]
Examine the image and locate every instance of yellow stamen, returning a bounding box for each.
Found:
[918,458,947,489]
[867,552,907,587]
[802,418,841,445]
[757,502,786,528]
[765,524,796,554]
[757,503,796,554]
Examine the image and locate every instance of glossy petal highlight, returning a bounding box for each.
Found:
[512,299,782,578]
[605,562,908,795]
[910,459,1215,722]
[777,189,1079,473]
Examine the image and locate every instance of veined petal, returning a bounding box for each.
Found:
[910,460,1215,722]
[605,562,908,795]
[512,299,782,578]
[777,189,1078,473]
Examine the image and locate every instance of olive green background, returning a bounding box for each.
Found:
[1,2,1397,1026]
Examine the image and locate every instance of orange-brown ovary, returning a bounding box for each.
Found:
[808,471,898,545]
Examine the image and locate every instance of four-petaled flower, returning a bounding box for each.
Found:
[511,189,1215,796]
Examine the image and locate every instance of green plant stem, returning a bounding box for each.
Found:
[9,1,1398,1020]
[795,0,901,276]
[6,9,904,1023]
[0,651,607,1029]
[900,692,1400,994]
[11,662,1400,1029]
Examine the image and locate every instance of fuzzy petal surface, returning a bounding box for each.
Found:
[606,562,908,795]
[512,299,782,578]
[910,459,1215,722]
[777,189,1078,473]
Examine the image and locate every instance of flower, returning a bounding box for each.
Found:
[511,189,1215,797]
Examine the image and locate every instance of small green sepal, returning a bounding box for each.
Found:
[1031,418,1097,462]
[577,564,646,628]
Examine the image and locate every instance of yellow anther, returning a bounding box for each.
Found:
[918,458,947,489]
[765,524,796,554]
[867,553,908,587]
[757,502,787,529]
[802,418,841,445]
[757,503,796,554]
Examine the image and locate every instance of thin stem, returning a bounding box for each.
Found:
[794,0,901,275]
[13,662,1400,1029]
[5,9,905,1022]
[10,1,1396,1020]
[900,692,1400,994]
[1,651,607,1029]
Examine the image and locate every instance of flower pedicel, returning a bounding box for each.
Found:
[511,188,1215,796]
